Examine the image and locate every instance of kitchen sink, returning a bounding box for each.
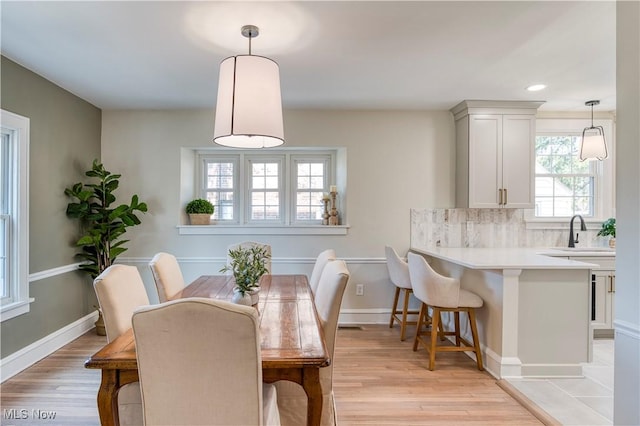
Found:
[550,247,615,252]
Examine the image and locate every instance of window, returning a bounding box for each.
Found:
[204,158,237,221]
[248,158,282,222]
[533,118,614,220]
[1,110,30,321]
[535,135,596,217]
[198,150,335,226]
[293,158,329,222]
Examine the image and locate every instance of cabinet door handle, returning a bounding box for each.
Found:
[499,188,503,205]
[504,188,508,205]
[611,275,615,293]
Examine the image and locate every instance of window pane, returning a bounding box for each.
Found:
[252,192,265,205]
[535,176,554,196]
[265,163,278,175]
[298,176,310,189]
[253,176,265,189]
[310,163,323,175]
[265,176,278,188]
[310,177,323,189]
[297,163,309,175]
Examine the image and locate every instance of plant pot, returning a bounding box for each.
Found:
[231,288,252,306]
[609,238,616,248]
[94,309,106,336]
[248,286,260,305]
[189,213,211,225]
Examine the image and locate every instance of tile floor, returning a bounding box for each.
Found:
[507,339,614,425]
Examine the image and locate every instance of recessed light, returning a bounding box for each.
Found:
[526,84,547,92]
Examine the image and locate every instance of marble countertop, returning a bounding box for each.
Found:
[411,247,602,270]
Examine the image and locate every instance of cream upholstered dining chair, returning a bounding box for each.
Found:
[131,298,281,426]
[308,248,336,296]
[274,260,350,426]
[94,264,150,426]
[385,246,419,341]
[149,252,186,302]
[227,241,272,274]
[407,252,484,371]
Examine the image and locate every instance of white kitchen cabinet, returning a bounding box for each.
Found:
[451,100,544,208]
[574,256,615,338]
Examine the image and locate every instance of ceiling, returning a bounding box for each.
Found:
[1,1,616,112]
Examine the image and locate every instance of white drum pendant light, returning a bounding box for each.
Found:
[213,25,284,148]
[579,100,608,161]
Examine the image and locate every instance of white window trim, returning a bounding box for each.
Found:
[525,117,615,229]
[1,109,31,322]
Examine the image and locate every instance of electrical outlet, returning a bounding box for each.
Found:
[356,284,364,296]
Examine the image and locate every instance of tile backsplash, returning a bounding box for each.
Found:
[411,208,606,249]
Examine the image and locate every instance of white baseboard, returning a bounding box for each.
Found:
[0,311,99,383]
[338,308,390,325]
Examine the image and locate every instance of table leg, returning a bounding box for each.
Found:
[301,367,323,426]
[97,370,120,426]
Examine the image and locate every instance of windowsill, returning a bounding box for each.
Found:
[177,224,350,236]
[1,298,35,322]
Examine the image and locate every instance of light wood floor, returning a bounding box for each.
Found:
[0,325,541,425]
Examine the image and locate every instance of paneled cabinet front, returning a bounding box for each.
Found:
[452,100,543,209]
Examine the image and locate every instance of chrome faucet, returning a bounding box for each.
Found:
[568,214,587,247]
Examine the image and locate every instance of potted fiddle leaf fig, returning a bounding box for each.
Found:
[220,245,270,306]
[186,198,214,225]
[597,217,616,248]
[65,159,148,335]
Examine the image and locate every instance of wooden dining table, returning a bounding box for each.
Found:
[84,274,330,426]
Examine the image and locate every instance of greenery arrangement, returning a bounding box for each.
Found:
[186,198,214,215]
[597,217,616,238]
[220,246,270,295]
[65,159,148,278]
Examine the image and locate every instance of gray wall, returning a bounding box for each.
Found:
[614,2,640,424]
[100,109,456,314]
[0,56,102,358]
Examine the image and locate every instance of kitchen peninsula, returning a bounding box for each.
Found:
[410,247,596,379]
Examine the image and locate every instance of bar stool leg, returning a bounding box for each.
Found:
[468,308,484,371]
[400,289,412,341]
[429,307,441,371]
[454,311,461,346]
[413,303,426,351]
[389,287,401,328]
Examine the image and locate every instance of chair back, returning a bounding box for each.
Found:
[385,246,412,289]
[314,260,350,360]
[407,252,460,308]
[94,264,150,342]
[149,252,186,302]
[132,298,264,426]
[227,241,272,274]
[309,249,336,296]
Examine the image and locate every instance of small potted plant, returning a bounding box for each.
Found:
[220,245,270,306]
[597,217,616,248]
[186,198,214,225]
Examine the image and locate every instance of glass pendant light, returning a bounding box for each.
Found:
[580,100,608,161]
